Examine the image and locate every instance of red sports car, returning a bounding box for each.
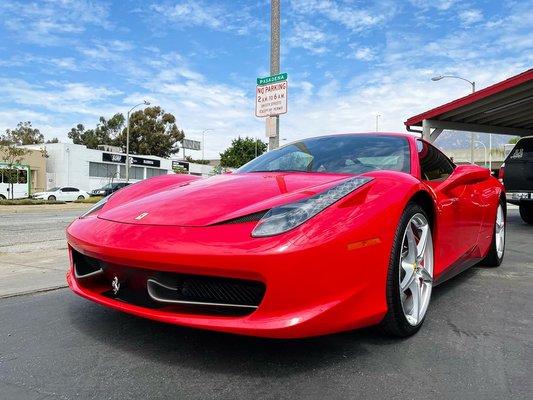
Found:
[67,133,506,338]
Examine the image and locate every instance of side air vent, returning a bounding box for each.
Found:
[72,250,103,279]
[216,211,268,225]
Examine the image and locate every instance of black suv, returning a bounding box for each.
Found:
[501,136,533,224]
[90,182,130,197]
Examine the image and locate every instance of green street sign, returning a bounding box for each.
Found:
[257,73,288,86]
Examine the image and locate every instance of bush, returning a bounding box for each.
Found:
[74,196,104,204]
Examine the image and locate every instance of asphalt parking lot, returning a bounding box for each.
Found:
[0,208,531,399]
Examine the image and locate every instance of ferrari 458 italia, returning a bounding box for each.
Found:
[67,133,506,338]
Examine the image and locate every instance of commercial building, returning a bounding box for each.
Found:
[23,142,213,192]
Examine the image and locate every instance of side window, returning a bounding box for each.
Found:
[417,140,455,181]
[509,139,533,161]
[18,170,27,184]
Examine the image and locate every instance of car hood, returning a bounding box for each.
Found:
[98,172,354,227]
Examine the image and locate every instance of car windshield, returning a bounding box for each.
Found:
[48,187,60,192]
[101,183,115,189]
[238,135,411,174]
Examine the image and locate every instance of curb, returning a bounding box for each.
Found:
[0,284,68,300]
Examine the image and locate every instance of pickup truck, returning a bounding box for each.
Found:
[500,136,533,224]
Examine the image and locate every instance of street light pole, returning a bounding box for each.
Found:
[201,129,213,161]
[125,100,150,182]
[268,0,280,151]
[375,114,381,132]
[431,75,476,163]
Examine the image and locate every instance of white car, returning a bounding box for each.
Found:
[33,186,89,202]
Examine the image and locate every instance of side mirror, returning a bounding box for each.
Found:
[437,164,490,193]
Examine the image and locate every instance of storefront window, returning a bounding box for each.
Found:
[119,165,144,180]
[89,162,118,178]
[146,168,167,178]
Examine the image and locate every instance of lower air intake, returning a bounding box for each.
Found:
[147,275,265,310]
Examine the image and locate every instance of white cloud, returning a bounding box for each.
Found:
[290,0,397,32]
[287,22,332,54]
[458,9,484,26]
[409,0,457,11]
[351,46,376,61]
[148,1,257,35]
[0,0,111,45]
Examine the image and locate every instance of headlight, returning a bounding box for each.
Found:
[252,176,373,237]
[79,195,110,218]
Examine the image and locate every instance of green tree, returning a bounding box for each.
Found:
[113,106,184,158]
[508,136,520,144]
[185,156,210,165]
[5,121,44,145]
[219,137,267,168]
[68,113,125,149]
[0,131,30,199]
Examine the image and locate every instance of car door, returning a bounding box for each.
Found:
[58,188,70,201]
[417,140,484,276]
[70,188,81,200]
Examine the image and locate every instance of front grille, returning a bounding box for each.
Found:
[72,249,265,315]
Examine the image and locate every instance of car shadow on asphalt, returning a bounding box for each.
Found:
[67,268,479,377]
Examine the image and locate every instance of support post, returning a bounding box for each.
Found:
[268,0,280,151]
[422,119,431,140]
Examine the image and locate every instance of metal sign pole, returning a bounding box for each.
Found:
[268,0,280,151]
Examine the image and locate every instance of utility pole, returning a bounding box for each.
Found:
[125,100,150,182]
[431,75,476,163]
[375,114,381,132]
[268,0,280,151]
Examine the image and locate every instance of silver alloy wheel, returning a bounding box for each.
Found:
[399,213,434,326]
[495,204,505,258]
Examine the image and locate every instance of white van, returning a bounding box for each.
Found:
[0,164,30,199]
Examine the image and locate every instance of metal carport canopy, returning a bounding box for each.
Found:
[404,68,533,142]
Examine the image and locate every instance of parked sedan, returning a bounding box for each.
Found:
[90,182,130,197]
[34,187,89,202]
[67,133,505,339]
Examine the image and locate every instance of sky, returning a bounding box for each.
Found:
[0,0,532,159]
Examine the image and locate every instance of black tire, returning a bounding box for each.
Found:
[77,195,85,200]
[519,203,533,225]
[48,195,56,201]
[0,194,5,200]
[483,199,506,267]
[381,203,431,337]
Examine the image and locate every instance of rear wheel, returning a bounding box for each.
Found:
[47,195,56,201]
[483,201,506,267]
[0,194,5,200]
[519,203,533,224]
[381,203,434,337]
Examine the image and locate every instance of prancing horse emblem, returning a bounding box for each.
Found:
[135,212,149,220]
[111,276,120,295]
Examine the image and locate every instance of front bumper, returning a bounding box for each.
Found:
[506,191,533,205]
[66,215,389,338]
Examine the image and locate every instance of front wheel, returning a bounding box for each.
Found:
[381,203,434,337]
[519,203,533,224]
[77,195,85,200]
[47,195,56,201]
